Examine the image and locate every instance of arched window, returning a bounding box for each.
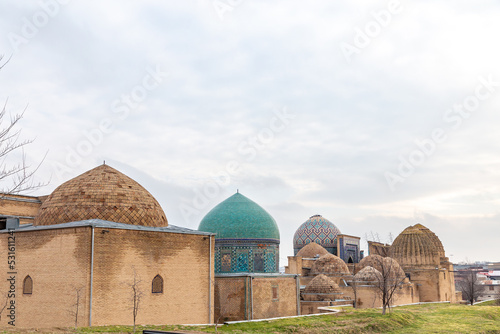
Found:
[272,285,279,301]
[23,275,33,295]
[152,275,163,294]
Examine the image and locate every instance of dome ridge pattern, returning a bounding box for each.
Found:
[392,225,442,268]
[304,274,341,294]
[296,241,329,258]
[310,253,350,275]
[34,165,167,227]
[354,266,382,282]
[413,223,445,257]
[356,255,405,278]
[356,254,385,274]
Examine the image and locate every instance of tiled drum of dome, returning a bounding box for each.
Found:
[236,251,249,272]
[264,252,276,272]
[293,216,341,255]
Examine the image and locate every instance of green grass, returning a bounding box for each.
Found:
[197,304,500,333]
[476,299,500,307]
[3,304,499,334]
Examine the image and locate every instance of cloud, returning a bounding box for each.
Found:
[1,0,500,264]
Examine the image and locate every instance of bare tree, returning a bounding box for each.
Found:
[128,269,143,333]
[365,231,381,243]
[68,287,83,330]
[458,270,485,305]
[0,55,46,196]
[0,293,8,321]
[370,256,407,315]
[213,280,228,333]
[349,264,359,308]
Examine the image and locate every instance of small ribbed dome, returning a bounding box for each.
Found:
[296,241,329,258]
[392,225,442,267]
[356,255,405,278]
[198,192,279,240]
[311,253,349,275]
[34,165,167,227]
[381,257,406,279]
[293,215,341,255]
[304,274,341,294]
[356,254,385,274]
[354,266,382,282]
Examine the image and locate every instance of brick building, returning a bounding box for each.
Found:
[286,222,458,314]
[0,164,214,328]
[198,192,300,322]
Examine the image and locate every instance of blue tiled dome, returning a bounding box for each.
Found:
[293,215,341,255]
[198,192,280,274]
[198,192,279,240]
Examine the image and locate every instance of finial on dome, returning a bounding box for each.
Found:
[103,160,106,165]
[237,189,239,193]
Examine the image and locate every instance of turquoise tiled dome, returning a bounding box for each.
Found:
[198,192,280,240]
[199,192,280,274]
[293,215,341,255]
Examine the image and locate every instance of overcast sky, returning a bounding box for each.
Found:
[1,1,500,266]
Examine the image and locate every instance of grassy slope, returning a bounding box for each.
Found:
[204,304,500,334]
[3,304,499,334]
[476,299,500,307]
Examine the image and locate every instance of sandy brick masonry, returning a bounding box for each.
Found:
[214,275,299,321]
[0,194,43,224]
[0,227,91,328]
[0,226,214,328]
[35,165,167,227]
[91,228,214,326]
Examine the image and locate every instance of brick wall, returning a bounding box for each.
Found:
[214,275,298,321]
[252,277,298,319]
[339,283,418,309]
[91,228,213,326]
[0,195,42,224]
[214,277,248,322]
[0,227,92,328]
[0,226,214,328]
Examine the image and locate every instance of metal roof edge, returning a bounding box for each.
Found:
[0,219,214,236]
[215,273,299,278]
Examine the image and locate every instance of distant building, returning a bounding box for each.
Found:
[488,262,500,271]
[293,215,362,263]
[287,222,459,314]
[489,271,500,280]
[482,280,500,300]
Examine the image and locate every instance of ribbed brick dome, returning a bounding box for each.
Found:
[311,253,350,275]
[296,241,329,258]
[356,254,384,274]
[304,274,341,294]
[356,255,405,278]
[34,165,168,227]
[413,223,445,257]
[354,266,382,282]
[392,225,442,267]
